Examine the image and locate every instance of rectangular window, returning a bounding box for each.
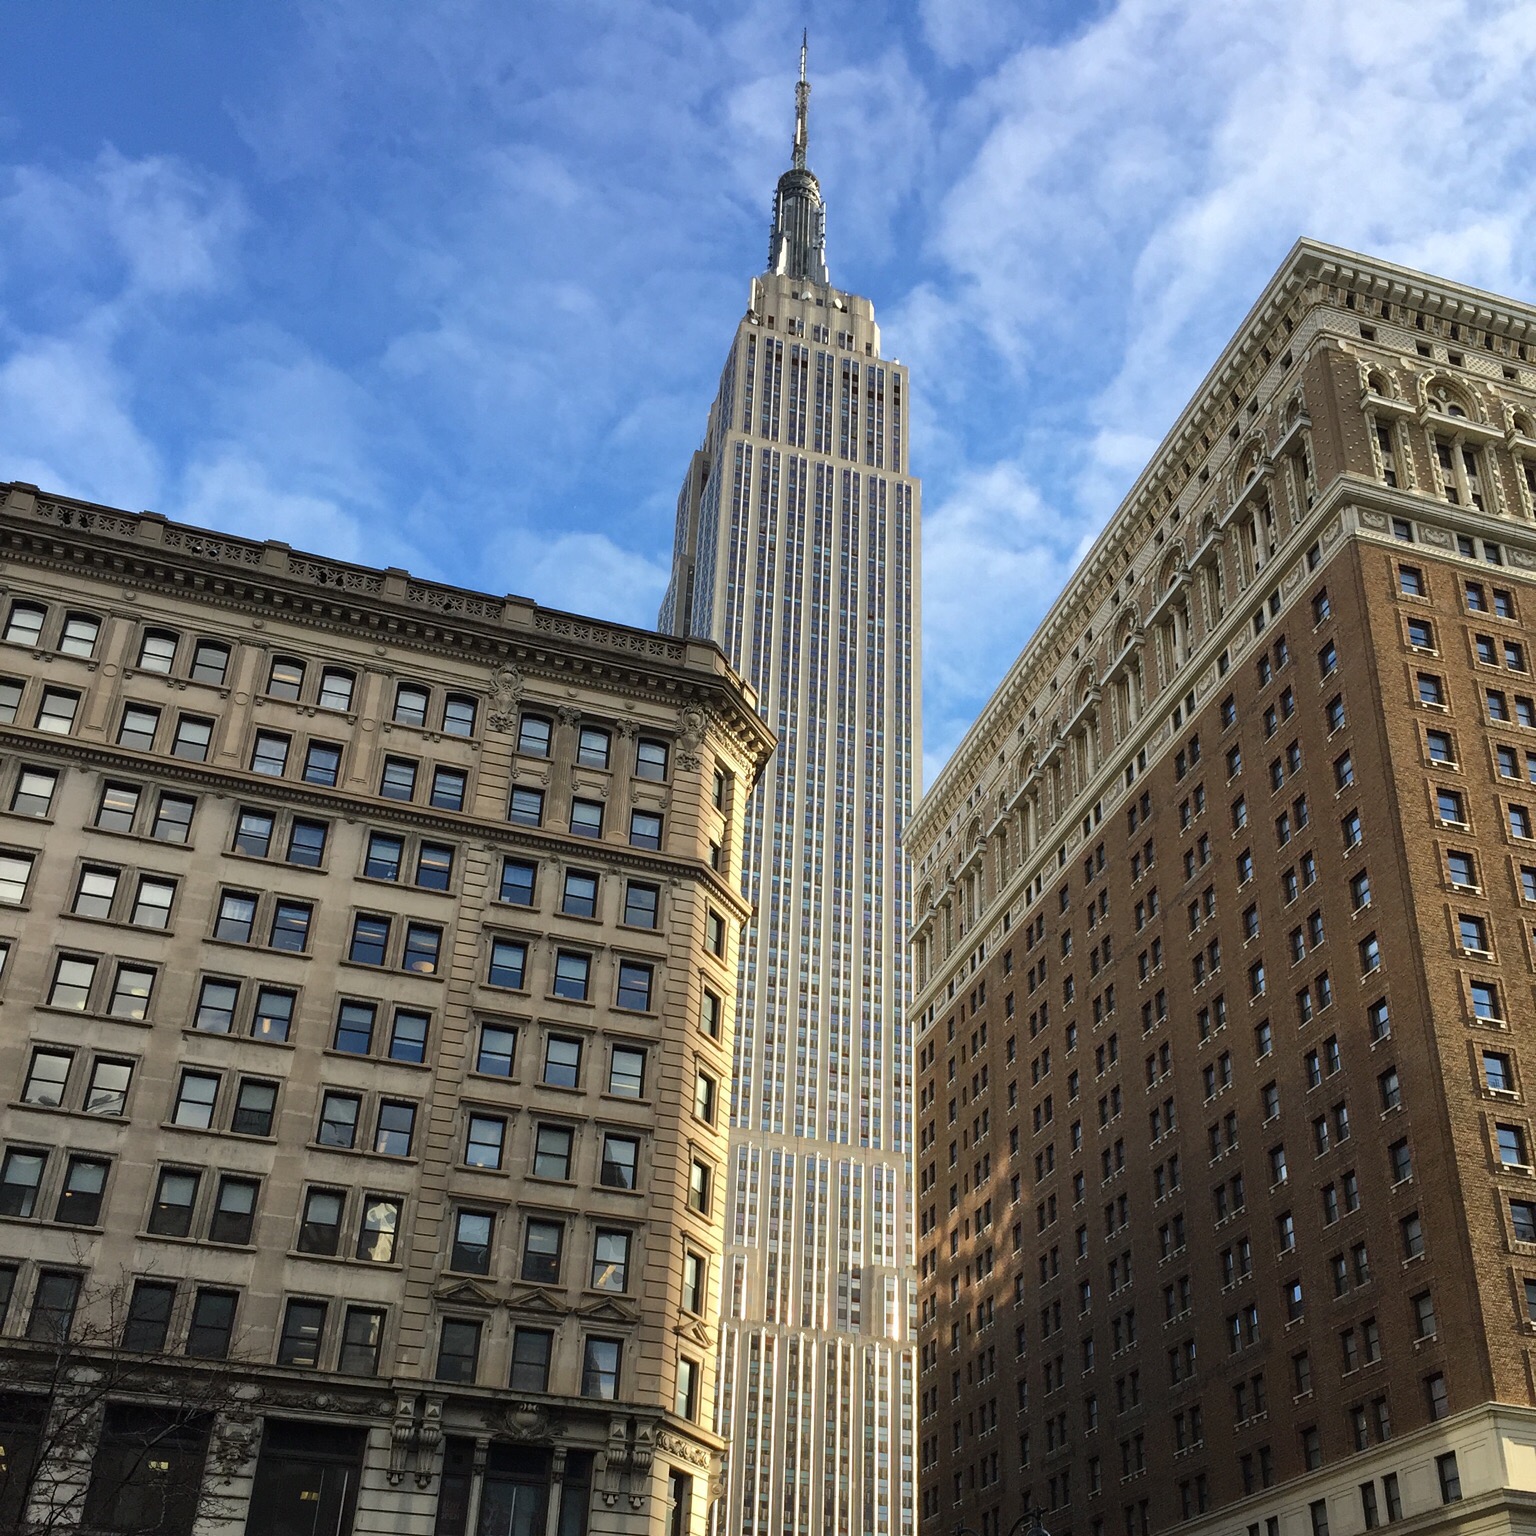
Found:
[451,1209,494,1274]
[250,731,290,776]
[374,1101,416,1157]
[380,756,417,801]
[522,1219,563,1283]
[172,714,214,761]
[277,1299,327,1368]
[365,833,404,881]
[122,1280,177,1352]
[465,1114,507,1169]
[510,1328,552,1392]
[508,786,544,825]
[630,810,663,849]
[488,938,527,989]
[609,1045,646,1098]
[185,1288,237,1359]
[55,1155,108,1226]
[147,1168,199,1237]
[430,766,466,810]
[600,1134,639,1189]
[581,1337,621,1399]
[151,792,195,842]
[616,960,653,1011]
[554,951,591,1000]
[208,1176,258,1245]
[543,1035,581,1088]
[591,1229,631,1291]
[338,1307,385,1376]
[500,858,536,906]
[476,1023,517,1076]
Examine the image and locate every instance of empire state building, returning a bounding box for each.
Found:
[660,46,921,1536]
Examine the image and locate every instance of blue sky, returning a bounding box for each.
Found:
[4,1,1536,784]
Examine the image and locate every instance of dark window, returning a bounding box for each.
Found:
[122,1279,176,1352]
[55,1156,108,1226]
[581,1337,621,1399]
[451,1209,494,1274]
[435,1319,481,1384]
[277,1299,327,1367]
[374,1101,416,1157]
[298,1189,344,1255]
[209,1176,258,1245]
[185,1289,237,1359]
[148,1169,199,1237]
[338,1307,385,1376]
[510,1328,552,1392]
[232,1079,277,1137]
[600,1134,639,1189]
[522,1219,563,1283]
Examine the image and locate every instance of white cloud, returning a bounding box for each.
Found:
[487,528,671,630]
[177,452,381,564]
[0,332,161,506]
[919,457,1082,782]
[900,0,1536,780]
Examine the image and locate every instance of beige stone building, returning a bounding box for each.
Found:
[910,242,1536,1536]
[0,481,773,1536]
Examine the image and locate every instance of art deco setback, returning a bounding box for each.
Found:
[0,482,773,1536]
[910,241,1536,1536]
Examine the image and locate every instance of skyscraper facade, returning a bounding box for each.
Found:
[660,49,922,1536]
[910,241,1536,1536]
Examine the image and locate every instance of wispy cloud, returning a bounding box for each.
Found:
[4,0,1536,788]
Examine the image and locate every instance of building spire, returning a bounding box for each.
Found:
[766,33,829,285]
[792,30,809,170]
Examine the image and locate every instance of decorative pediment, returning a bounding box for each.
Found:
[578,1296,639,1325]
[436,1280,498,1309]
[507,1286,566,1316]
[675,1317,715,1349]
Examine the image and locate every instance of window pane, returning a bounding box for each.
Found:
[319,669,355,711]
[12,768,58,817]
[151,793,195,842]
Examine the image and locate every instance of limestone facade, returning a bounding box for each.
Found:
[0,482,772,1536]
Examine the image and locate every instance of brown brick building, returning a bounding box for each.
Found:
[909,243,1536,1536]
[0,483,773,1536]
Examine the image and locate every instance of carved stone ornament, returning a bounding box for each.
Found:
[499,1402,555,1440]
[655,1430,713,1470]
[677,703,707,771]
[487,663,526,733]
